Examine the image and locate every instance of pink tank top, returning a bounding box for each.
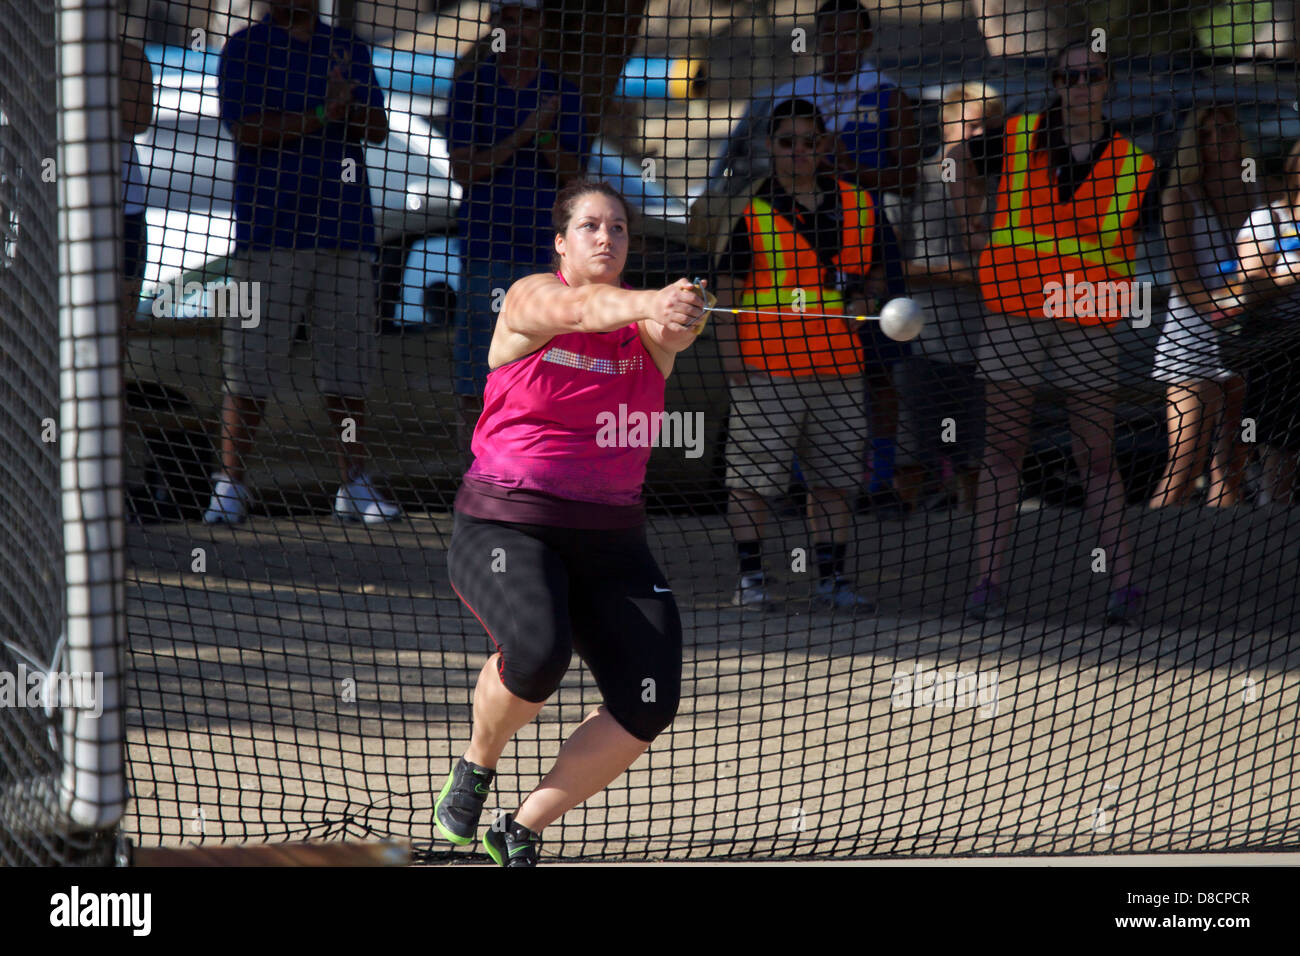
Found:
[463,272,665,510]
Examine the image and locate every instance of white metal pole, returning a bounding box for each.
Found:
[56,0,127,831]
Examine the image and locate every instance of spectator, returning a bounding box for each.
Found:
[120,38,153,328]
[712,98,894,612]
[1233,140,1300,505]
[950,41,1155,625]
[446,0,590,463]
[772,0,920,513]
[896,83,1003,513]
[769,0,921,199]
[1149,107,1256,508]
[207,0,400,525]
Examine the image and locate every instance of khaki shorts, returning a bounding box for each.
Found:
[725,374,865,498]
[223,248,377,399]
[975,314,1120,393]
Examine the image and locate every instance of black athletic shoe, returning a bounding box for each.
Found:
[434,757,494,846]
[1105,587,1145,627]
[483,813,542,867]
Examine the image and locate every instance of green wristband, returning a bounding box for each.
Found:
[536,129,555,147]
[314,103,327,123]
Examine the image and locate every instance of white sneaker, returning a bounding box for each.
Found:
[203,476,250,525]
[733,572,775,610]
[813,576,875,614]
[335,473,403,524]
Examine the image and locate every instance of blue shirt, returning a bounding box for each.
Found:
[447,57,588,265]
[838,83,897,173]
[218,15,383,253]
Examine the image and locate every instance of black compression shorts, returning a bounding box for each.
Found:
[447,510,683,743]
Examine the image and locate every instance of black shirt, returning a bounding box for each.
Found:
[967,103,1117,204]
[714,174,898,296]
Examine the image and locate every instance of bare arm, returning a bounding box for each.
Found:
[1229,214,1300,312]
[1163,186,1222,311]
[232,109,330,149]
[345,103,387,144]
[884,88,922,197]
[536,135,585,188]
[1236,223,1276,281]
[449,129,531,188]
[231,65,355,149]
[945,139,990,260]
[638,281,708,378]
[120,41,153,136]
[449,94,559,189]
[500,273,703,338]
[904,259,979,286]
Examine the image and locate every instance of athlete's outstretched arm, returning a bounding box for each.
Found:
[502,274,703,337]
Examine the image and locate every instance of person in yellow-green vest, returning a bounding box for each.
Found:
[712,97,906,613]
[950,40,1156,626]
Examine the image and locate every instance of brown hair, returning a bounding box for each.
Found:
[1056,39,1108,70]
[769,97,828,137]
[816,0,871,30]
[550,180,633,270]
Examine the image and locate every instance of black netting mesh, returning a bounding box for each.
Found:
[14,0,1300,864]
[0,0,77,866]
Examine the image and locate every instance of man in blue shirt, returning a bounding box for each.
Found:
[207,0,401,525]
[446,0,590,460]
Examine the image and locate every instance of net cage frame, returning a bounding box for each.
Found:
[3,0,1300,865]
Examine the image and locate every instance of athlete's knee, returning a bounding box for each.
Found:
[610,676,681,743]
[501,634,573,703]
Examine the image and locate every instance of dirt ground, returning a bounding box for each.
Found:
[121,502,1300,861]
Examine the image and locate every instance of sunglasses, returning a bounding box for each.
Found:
[1053,67,1107,87]
[774,134,821,150]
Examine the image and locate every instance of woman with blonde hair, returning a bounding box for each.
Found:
[897,82,1004,512]
[951,42,1157,625]
[1149,106,1257,507]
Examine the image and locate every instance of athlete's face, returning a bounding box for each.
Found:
[555,193,629,283]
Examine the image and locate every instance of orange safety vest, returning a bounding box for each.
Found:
[736,180,875,376]
[978,113,1154,326]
